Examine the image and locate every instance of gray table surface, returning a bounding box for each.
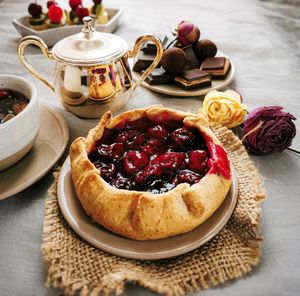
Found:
[1,0,300,295]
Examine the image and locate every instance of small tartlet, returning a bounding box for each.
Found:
[70,105,232,240]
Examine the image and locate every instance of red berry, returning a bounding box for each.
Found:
[128,133,146,150]
[75,5,89,21]
[188,150,208,173]
[47,1,56,9]
[96,143,124,160]
[170,127,195,151]
[147,125,168,147]
[28,2,42,18]
[122,151,149,176]
[173,170,202,185]
[48,5,63,23]
[94,162,117,181]
[152,152,186,173]
[135,165,162,184]
[69,0,82,11]
[115,129,140,144]
[0,90,10,99]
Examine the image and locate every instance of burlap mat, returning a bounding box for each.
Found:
[42,125,265,296]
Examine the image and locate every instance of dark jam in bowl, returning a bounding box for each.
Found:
[88,117,210,194]
[0,89,29,124]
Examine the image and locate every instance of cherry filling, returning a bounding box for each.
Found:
[88,117,230,194]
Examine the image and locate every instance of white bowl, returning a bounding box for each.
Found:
[0,74,40,171]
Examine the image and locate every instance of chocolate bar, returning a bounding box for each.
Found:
[200,57,231,79]
[144,68,174,85]
[133,52,158,72]
[141,35,168,55]
[182,45,200,70]
[174,69,211,90]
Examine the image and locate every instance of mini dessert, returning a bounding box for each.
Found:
[177,21,200,46]
[68,0,89,24]
[182,45,200,70]
[144,68,174,85]
[47,2,67,28]
[0,89,29,124]
[175,69,211,90]
[28,1,47,30]
[90,0,108,24]
[194,39,217,61]
[142,35,168,55]
[161,47,187,74]
[70,105,231,240]
[200,57,231,79]
[133,52,157,72]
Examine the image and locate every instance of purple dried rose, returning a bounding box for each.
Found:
[177,21,200,46]
[242,106,296,155]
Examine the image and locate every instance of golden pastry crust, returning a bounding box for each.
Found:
[70,105,232,240]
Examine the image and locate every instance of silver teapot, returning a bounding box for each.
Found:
[18,16,163,118]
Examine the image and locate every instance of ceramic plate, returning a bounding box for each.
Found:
[12,8,123,47]
[0,106,69,200]
[132,50,235,97]
[58,157,238,260]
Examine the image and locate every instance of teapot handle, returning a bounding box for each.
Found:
[128,34,163,91]
[18,36,55,92]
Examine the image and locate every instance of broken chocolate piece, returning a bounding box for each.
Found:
[144,68,174,85]
[133,52,158,72]
[200,57,231,79]
[174,69,211,90]
[142,35,168,55]
[182,45,200,70]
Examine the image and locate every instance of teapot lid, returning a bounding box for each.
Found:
[52,16,128,66]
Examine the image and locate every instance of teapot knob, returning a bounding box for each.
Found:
[82,16,98,40]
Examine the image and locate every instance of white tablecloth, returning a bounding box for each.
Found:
[0,0,300,295]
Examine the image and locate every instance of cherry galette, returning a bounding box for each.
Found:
[70,106,231,240]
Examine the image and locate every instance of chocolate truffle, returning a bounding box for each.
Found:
[194,39,217,61]
[161,47,187,74]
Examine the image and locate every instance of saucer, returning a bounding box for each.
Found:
[0,106,69,200]
[58,157,238,260]
[132,50,235,97]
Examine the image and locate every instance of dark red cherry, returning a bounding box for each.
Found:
[147,125,168,147]
[152,152,186,172]
[94,162,117,181]
[48,5,63,23]
[173,170,202,185]
[128,133,146,150]
[115,129,140,144]
[47,1,56,9]
[188,150,208,173]
[170,127,195,151]
[96,143,124,160]
[69,0,82,11]
[135,165,161,184]
[75,5,89,21]
[142,144,159,158]
[112,177,137,190]
[122,151,149,176]
[0,90,10,99]
[28,2,42,18]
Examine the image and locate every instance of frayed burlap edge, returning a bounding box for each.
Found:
[42,125,266,296]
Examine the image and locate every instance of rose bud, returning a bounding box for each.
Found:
[242,106,296,155]
[177,21,200,46]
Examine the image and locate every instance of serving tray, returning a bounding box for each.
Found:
[12,8,123,47]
